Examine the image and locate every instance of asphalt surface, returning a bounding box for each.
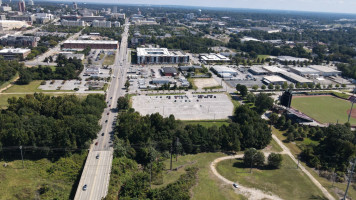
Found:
[74,19,130,200]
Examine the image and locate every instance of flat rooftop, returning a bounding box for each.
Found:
[137,48,173,57]
[0,48,31,53]
[279,71,312,83]
[64,40,118,44]
[290,67,319,73]
[250,66,268,73]
[263,75,287,83]
[262,66,286,73]
[309,65,341,73]
[277,56,309,62]
[200,53,230,61]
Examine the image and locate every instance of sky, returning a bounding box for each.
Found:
[64,0,356,14]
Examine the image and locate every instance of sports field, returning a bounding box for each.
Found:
[291,95,356,125]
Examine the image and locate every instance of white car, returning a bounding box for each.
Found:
[233,183,239,188]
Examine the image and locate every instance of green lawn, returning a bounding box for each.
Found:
[103,54,115,65]
[257,55,270,60]
[0,153,86,200]
[272,126,356,199]
[158,153,246,200]
[291,95,356,125]
[216,155,326,200]
[3,81,73,93]
[182,120,230,128]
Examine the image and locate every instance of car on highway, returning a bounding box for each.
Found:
[105,120,108,123]
[95,142,98,146]
[110,97,112,99]
[83,184,87,191]
[107,112,109,115]
[233,183,239,188]
[96,154,100,159]
[102,132,104,136]
[109,105,111,107]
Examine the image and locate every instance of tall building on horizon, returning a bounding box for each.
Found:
[28,0,34,6]
[138,8,141,15]
[18,0,26,12]
[113,6,117,13]
[0,0,2,6]
[72,2,77,10]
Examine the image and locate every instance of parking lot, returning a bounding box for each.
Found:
[132,93,234,120]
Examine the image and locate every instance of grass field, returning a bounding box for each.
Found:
[291,95,356,125]
[272,126,356,199]
[0,153,86,200]
[0,73,19,91]
[257,55,270,60]
[216,155,326,200]
[3,81,72,93]
[158,153,246,200]
[103,54,115,65]
[182,120,230,128]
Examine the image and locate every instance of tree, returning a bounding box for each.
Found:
[270,113,279,125]
[246,93,256,103]
[261,85,266,90]
[252,85,258,91]
[255,93,274,114]
[289,83,294,89]
[275,84,281,90]
[268,83,274,90]
[282,82,288,90]
[268,153,283,168]
[117,96,129,111]
[125,80,130,90]
[236,84,248,97]
[243,148,265,168]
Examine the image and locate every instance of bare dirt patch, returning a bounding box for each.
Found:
[194,78,220,89]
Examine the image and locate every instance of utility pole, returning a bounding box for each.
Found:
[170,142,173,170]
[343,158,356,200]
[176,137,179,162]
[19,146,24,168]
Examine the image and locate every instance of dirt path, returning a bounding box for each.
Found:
[0,76,19,93]
[210,153,283,200]
[210,135,335,200]
[271,134,335,200]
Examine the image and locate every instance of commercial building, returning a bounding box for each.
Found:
[81,16,105,22]
[61,15,81,21]
[211,65,238,77]
[0,35,38,47]
[161,67,178,77]
[262,66,286,74]
[199,53,230,63]
[263,75,287,85]
[137,48,189,64]
[0,6,12,12]
[9,14,36,23]
[279,71,313,84]
[289,67,320,76]
[277,56,309,62]
[61,19,85,26]
[84,66,100,76]
[92,20,111,28]
[0,20,29,31]
[0,48,31,60]
[63,40,119,49]
[308,65,342,76]
[109,13,125,19]
[249,66,268,75]
[35,13,53,24]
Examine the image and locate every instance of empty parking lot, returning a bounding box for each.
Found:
[132,93,234,120]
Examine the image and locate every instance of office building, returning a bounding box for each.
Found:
[0,6,11,12]
[61,19,85,26]
[0,20,29,31]
[137,48,189,64]
[0,35,38,47]
[18,0,25,12]
[63,40,119,49]
[92,20,111,28]
[28,0,34,6]
[0,48,31,60]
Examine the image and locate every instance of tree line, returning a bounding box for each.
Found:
[0,93,106,159]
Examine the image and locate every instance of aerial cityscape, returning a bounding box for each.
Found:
[1,0,356,200]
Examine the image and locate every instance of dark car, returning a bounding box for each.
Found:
[105,120,108,123]
[102,132,104,136]
[95,142,98,146]
[107,112,109,115]
[233,183,239,188]
[83,184,87,191]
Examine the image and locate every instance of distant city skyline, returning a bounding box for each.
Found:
[49,0,356,14]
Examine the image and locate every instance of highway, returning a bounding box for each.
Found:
[74,19,130,200]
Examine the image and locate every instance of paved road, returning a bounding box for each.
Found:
[74,19,130,200]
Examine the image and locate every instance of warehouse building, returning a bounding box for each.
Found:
[289,67,320,76]
[279,71,313,84]
[0,48,31,60]
[63,40,119,49]
[161,67,178,77]
[199,53,230,63]
[262,66,286,74]
[137,48,189,64]
[263,75,287,85]
[211,65,238,77]
[249,66,268,75]
[308,65,342,77]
